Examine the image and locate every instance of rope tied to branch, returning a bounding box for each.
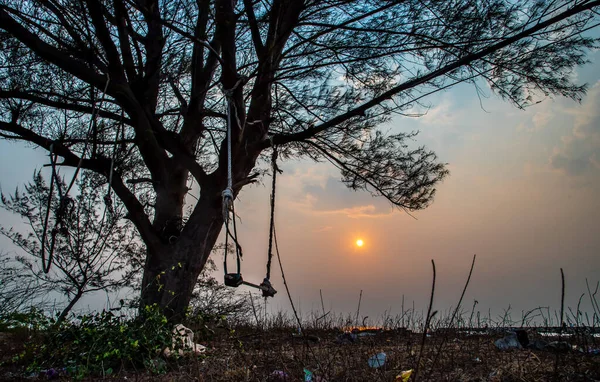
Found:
[222,77,245,279]
[40,74,111,273]
[220,78,276,297]
[220,77,245,221]
[266,137,281,281]
[104,109,123,217]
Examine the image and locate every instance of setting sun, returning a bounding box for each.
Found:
[356,239,364,247]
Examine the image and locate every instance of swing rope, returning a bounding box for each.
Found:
[265,142,280,281]
[41,144,59,273]
[220,80,276,297]
[104,109,123,216]
[40,74,111,273]
[222,83,243,282]
[223,201,243,275]
[65,74,111,197]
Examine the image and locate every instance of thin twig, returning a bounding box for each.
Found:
[586,278,600,318]
[554,268,565,380]
[248,291,261,329]
[427,255,476,377]
[413,259,436,382]
[273,224,324,371]
[355,289,363,327]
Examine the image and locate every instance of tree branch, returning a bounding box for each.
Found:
[0,90,130,124]
[267,0,600,148]
[0,120,162,252]
[0,6,108,91]
[243,0,264,56]
[84,0,126,81]
[114,0,139,82]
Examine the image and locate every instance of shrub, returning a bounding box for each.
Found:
[6,305,175,378]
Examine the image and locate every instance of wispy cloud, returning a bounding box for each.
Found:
[313,226,333,233]
[517,108,554,132]
[312,204,394,219]
[284,175,394,219]
[418,98,459,126]
[550,81,600,177]
[288,195,395,219]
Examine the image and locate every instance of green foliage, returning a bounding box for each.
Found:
[0,307,52,333]
[5,305,176,378]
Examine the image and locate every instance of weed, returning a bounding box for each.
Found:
[2,304,175,378]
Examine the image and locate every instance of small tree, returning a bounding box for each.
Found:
[0,171,143,322]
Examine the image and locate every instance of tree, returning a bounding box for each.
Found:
[0,0,598,321]
[0,171,142,322]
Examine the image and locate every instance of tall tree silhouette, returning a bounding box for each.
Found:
[0,0,598,320]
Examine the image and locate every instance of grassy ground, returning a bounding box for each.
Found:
[2,324,599,381]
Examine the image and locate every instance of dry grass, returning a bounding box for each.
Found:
[2,258,599,381]
[3,326,597,381]
[185,327,599,382]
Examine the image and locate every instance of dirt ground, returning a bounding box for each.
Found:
[1,328,599,381]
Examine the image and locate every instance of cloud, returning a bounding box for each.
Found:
[286,166,331,189]
[517,109,554,132]
[313,226,333,233]
[418,98,458,126]
[549,81,600,177]
[287,176,394,218]
[313,205,394,219]
[289,199,394,219]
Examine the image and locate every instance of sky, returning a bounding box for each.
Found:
[1,50,599,326]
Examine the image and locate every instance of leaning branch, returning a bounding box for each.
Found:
[0,7,109,91]
[0,90,129,124]
[243,0,264,56]
[268,0,600,147]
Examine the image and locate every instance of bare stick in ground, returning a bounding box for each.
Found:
[554,268,565,381]
[316,289,330,327]
[402,294,405,328]
[585,278,600,319]
[248,291,261,329]
[469,299,479,328]
[560,269,565,330]
[413,259,436,382]
[355,289,363,327]
[427,254,477,378]
[273,225,302,332]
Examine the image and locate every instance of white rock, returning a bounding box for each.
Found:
[164,324,207,357]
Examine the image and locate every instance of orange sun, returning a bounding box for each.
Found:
[356,239,364,247]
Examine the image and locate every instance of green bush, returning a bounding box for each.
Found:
[6,305,176,378]
[0,307,52,333]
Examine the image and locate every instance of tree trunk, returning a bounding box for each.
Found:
[140,185,224,322]
[57,287,85,324]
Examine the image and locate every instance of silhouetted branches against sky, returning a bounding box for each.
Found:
[0,0,598,245]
